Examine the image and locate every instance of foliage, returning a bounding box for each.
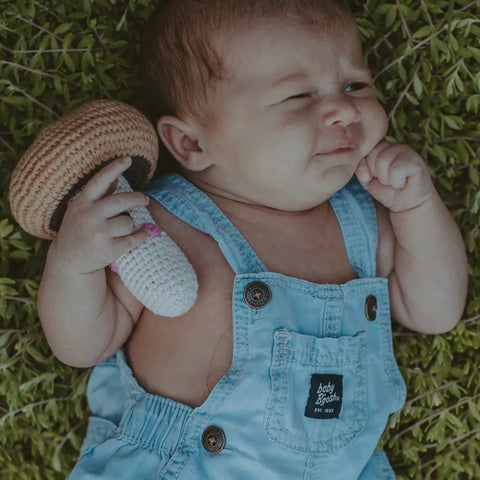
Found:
[0,0,479,478]
[0,1,154,478]
[352,0,480,478]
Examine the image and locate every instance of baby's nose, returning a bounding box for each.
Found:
[322,97,360,128]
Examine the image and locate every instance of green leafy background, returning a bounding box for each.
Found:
[0,0,479,478]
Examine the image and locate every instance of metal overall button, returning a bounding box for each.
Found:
[202,426,226,454]
[365,295,377,321]
[243,281,271,309]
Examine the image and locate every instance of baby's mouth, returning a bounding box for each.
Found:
[326,147,354,154]
[318,142,358,155]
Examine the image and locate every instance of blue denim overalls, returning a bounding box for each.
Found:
[68,174,406,480]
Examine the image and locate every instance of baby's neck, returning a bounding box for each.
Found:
[204,189,354,285]
[207,190,331,233]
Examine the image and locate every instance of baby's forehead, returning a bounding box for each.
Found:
[211,17,364,81]
[212,14,360,61]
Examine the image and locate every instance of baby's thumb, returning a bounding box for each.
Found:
[355,159,373,187]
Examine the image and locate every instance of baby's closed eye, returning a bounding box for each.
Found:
[285,92,313,101]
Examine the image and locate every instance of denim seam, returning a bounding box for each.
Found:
[238,273,384,301]
[342,180,379,278]
[286,347,361,357]
[380,311,407,405]
[332,189,366,278]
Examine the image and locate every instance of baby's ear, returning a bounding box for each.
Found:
[157,116,211,172]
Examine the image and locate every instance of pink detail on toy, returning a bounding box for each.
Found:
[141,223,162,238]
[109,262,119,273]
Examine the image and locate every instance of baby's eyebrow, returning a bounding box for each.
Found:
[355,67,374,79]
[270,73,309,88]
[342,62,373,79]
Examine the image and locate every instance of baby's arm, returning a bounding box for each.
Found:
[37,157,150,367]
[356,141,468,334]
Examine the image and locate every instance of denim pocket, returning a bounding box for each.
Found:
[265,329,367,454]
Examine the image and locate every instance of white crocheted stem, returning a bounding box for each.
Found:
[111,174,198,317]
[116,175,154,227]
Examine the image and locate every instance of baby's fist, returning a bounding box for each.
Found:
[355,141,433,212]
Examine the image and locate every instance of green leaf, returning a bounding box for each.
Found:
[62,33,75,50]
[385,6,398,29]
[61,53,75,73]
[78,34,95,49]
[469,166,479,186]
[413,25,434,39]
[413,73,423,97]
[0,332,11,349]
[54,23,73,35]
[468,401,480,423]
[471,47,480,64]
[0,219,14,238]
[443,115,464,130]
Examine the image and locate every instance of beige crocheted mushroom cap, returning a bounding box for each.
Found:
[8,100,159,239]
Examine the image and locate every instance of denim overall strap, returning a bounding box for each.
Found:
[329,178,378,279]
[145,174,268,275]
[147,174,378,278]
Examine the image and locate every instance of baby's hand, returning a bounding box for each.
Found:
[53,157,150,274]
[355,141,433,212]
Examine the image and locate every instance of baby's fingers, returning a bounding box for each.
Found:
[83,157,132,201]
[364,143,397,186]
[364,142,419,188]
[111,228,149,260]
[388,157,420,189]
[99,191,150,220]
[107,214,135,238]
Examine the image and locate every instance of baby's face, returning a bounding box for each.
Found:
[192,17,388,210]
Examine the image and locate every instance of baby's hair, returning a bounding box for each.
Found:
[140,0,356,125]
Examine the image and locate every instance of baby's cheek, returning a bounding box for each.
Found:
[373,102,389,138]
[365,104,389,153]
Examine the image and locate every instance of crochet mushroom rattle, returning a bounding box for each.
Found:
[8,100,198,317]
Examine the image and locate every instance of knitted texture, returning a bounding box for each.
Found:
[8,99,198,316]
[111,175,198,317]
[8,100,158,239]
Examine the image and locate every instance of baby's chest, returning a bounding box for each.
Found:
[127,203,355,407]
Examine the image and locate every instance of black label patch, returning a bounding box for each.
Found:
[305,374,343,419]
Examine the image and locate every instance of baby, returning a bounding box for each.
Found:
[37,0,468,479]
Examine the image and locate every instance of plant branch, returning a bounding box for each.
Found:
[394,393,480,439]
[0,60,55,78]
